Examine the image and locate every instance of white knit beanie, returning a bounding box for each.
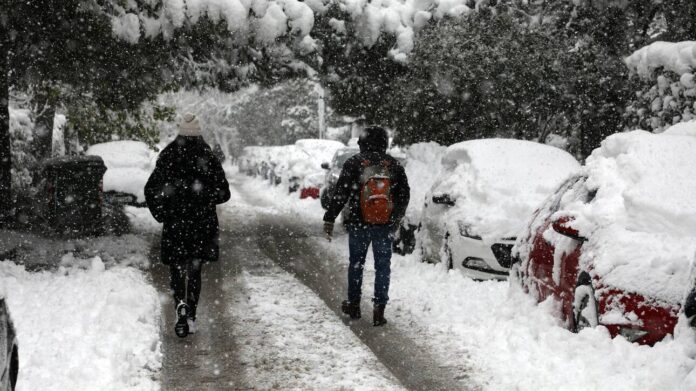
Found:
[178,113,201,137]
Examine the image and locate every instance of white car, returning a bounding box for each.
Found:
[86,141,158,206]
[286,139,345,197]
[418,139,580,280]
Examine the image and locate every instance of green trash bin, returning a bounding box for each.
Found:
[41,155,107,236]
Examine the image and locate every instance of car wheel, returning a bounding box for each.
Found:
[573,273,598,332]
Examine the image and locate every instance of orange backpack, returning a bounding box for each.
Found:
[359,159,394,224]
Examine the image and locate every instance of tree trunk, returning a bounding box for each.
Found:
[31,83,57,159]
[0,10,11,223]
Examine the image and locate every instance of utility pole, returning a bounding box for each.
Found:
[317,82,325,139]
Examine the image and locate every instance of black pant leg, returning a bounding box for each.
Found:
[169,263,187,308]
[187,260,203,319]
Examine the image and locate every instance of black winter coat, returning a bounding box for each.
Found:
[145,136,231,265]
[323,151,410,227]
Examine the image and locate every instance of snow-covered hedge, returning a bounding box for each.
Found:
[625,41,696,132]
[9,108,35,190]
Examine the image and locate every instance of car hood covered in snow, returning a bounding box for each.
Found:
[428,139,580,242]
[559,128,696,304]
[86,140,157,202]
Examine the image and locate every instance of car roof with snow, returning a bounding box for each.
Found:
[289,139,345,174]
[86,140,156,169]
[86,141,157,202]
[430,138,580,240]
[557,129,696,304]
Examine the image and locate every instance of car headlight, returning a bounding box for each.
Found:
[458,221,481,239]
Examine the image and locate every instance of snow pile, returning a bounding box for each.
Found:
[401,142,447,222]
[663,119,696,137]
[86,141,157,202]
[385,252,696,390]
[0,261,161,390]
[626,41,696,78]
[429,139,580,241]
[557,130,696,304]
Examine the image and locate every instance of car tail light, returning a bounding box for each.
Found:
[619,327,649,343]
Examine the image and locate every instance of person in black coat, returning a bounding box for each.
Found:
[145,113,231,337]
[323,125,410,326]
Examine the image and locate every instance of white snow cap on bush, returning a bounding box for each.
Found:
[560,127,696,304]
[625,41,696,78]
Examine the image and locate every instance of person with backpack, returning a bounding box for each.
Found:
[323,125,410,326]
[145,113,230,338]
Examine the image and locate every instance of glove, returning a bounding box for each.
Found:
[323,221,334,242]
[389,219,402,239]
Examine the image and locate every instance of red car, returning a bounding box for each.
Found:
[514,130,696,346]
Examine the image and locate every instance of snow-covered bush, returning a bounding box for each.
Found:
[624,42,696,133]
[388,12,633,158]
[9,107,35,190]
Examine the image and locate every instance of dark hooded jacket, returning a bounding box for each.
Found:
[323,128,410,227]
[145,136,231,265]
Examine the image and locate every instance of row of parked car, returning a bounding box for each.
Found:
[241,124,696,347]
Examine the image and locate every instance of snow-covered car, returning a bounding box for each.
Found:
[419,139,580,280]
[514,129,696,345]
[0,297,18,391]
[238,146,267,176]
[86,141,157,206]
[320,146,360,209]
[391,143,446,255]
[266,145,299,186]
[286,139,344,197]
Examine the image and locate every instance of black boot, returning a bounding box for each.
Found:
[373,304,387,326]
[341,300,361,319]
[174,301,190,338]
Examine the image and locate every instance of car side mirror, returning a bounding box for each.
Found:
[552,217,586,241]
[432,194,456,206]
[321,162,330,170]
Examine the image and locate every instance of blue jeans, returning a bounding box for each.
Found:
[347,224,392,305]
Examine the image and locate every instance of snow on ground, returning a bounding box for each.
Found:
[0,207,163,390]
[231,268,404,390]
[238,171,696,390]
[0,260,161,391]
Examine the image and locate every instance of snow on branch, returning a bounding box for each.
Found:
[106,0,494,61]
